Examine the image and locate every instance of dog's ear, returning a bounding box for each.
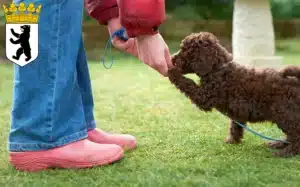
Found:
[225,53,233,62]
[216,43,233,63]
[192,36,216,75]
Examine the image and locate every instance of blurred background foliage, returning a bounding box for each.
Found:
[82,0,300,21]
[81,0,300,59]
[0,0,299,21]
[0,0,299,61]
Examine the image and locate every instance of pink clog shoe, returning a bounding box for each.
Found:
[88,129,136,151]
[9,139,124,172]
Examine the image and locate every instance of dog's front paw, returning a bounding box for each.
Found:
[272,150,296,158]
[168,68,181,75]
[168,68,182,82]
[225,137,242,144]
[272,145,297,158]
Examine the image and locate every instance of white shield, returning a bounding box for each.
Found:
[5,23,38,66]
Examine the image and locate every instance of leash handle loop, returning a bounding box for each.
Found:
[101,28,129,69]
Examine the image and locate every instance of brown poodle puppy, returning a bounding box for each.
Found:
[168,32,300,157]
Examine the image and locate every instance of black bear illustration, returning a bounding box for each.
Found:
[10,25,32,61]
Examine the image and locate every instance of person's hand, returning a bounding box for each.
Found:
[107,17,138,57]
[107,17,174,76]
[136,33,174,76]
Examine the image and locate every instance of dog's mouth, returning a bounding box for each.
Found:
[171,51,180,66]
[171,51,194,74]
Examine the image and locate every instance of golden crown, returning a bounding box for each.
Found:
[2,2,42,24]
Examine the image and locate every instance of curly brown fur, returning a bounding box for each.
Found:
[280,65,300,80]
[168,32,300,158]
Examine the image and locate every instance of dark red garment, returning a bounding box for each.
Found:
[84,0,166,37]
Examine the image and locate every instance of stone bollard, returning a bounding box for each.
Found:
[232,0,283,69]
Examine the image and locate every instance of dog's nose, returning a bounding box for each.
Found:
[172,50,180,57]
[171,56,176,65]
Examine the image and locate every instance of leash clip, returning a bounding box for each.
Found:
[101,28,129,69]
[112,27,129,41]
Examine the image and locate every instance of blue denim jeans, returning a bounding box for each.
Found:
[9,0,96,151]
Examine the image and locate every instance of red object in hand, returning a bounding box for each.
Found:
[84,0,119,25]
[84,0,166,37]
[118,0,165,37]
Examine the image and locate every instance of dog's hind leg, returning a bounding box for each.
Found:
[272,136,300,157]
[280,65,300,80]
[269,105,300,157]
[225,120,245,144]
[265,136,289,149]
[271,121,300,157]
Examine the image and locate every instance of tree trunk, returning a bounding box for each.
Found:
[232,0,283,68]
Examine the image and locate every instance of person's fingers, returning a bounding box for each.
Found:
[130,39,138,57]
[135,33,170,76]
[143,51,168,76]
[111,37,129,50]
[139,51,149,65]
[111,38,138,57]
[153,59,168,76]
[142,56,167,76]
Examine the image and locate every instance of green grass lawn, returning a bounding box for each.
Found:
[0,51,300,187]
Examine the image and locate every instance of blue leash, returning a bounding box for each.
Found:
[233,120,289,144]
[102,28,129,69]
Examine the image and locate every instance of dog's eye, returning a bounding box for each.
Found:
[202,42,209,47]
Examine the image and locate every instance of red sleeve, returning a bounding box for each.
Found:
[118,0,166,37]
[84,0,166,37]
[84,0,119,25]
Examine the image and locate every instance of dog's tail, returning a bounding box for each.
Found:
[280,65,300,80]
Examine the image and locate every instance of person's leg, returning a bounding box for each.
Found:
[9,0,89,152]
[75,38,96,131]
[76,26,136,151]
[8,0,123,172]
